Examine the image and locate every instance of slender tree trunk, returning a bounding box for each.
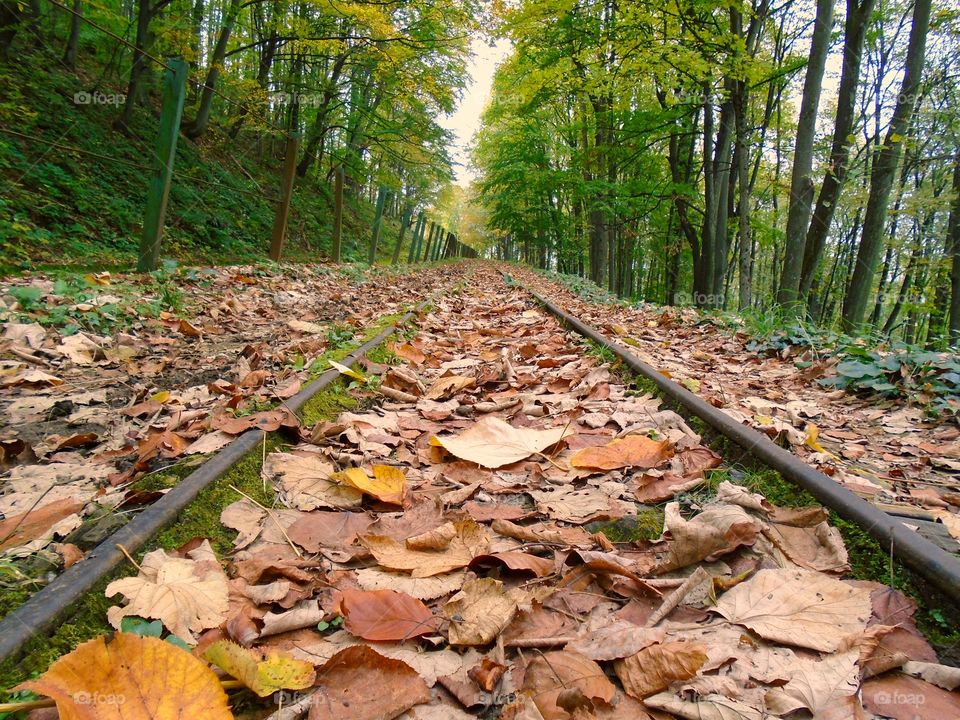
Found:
[118,0,154,129]
[799,0,876,301]
[947,157,960,346]
[184,0,241,139]
[777,0,835,310]
[842,0,932,332]
[63,0,81,68]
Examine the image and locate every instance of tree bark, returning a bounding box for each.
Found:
[798,0,876,302]
[841,0,932,332]
[777,0,835,311]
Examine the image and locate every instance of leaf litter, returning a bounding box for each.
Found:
[7,265,960,719]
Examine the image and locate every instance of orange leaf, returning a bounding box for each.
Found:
[341,588,439,641]
[16,633,231,719]
[570,435,673,471]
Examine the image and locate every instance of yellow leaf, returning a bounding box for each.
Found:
[329,359,366,383]
[17,633,231,719]
[202,640,315,698]
[682,378,701,393]
[149,390,170,404]
[332,465,406,505]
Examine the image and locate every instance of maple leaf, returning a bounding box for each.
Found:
[332,465,406,505]
[105,541,229,643]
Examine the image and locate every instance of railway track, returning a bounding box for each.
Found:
[1,262,957,718]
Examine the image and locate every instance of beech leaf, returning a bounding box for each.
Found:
[431,416,573,468]
[202,640,316,697]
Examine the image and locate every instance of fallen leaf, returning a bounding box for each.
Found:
[522,651,615,720]
[614,641,707,699]
[17,633,231,719]
[764,648,860,715]
[202,640,315,697]
[644,691,764,719]
[264,452,363,511]
[425,374,475,400]
[362,519,489,577]
[565,622,665,661]
[308,645,430,720]
[570,435,673,471]
[715,568,872,652]
[443,578,519,646]
[105,541,229,643]
[333,465,406,505]
[655,502,761,573]
[353,568,466,600]
[329,359,366,383]
[432,416,573,469]
[341,589,439,641]
[0,498,83,552]
[862,673,960,719]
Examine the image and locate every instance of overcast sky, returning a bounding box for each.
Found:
[438,37,513,187]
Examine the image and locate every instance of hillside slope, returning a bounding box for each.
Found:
[0,53,404,273]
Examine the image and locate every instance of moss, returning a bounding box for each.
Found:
[590,507,665,543]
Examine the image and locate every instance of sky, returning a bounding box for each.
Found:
[438,37,513,187]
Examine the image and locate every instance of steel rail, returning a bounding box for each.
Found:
[516,279,960,602]
[0,305,426,662]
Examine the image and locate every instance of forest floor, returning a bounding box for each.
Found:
[0,261,958,719]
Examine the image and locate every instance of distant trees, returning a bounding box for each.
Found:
[473,0,960,346]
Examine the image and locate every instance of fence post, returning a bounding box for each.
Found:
[269,132,300,261]
[407,212,424,263]
[392,205,412,265]
[137,58,188,272]
[331,165,344,262]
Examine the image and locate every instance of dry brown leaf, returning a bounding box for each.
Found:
[286,510,373,554]
[425,374,475,399]
[565,622,666,661]
[614,641,707,699]
[529,486,635,525]
[0,498,83,552]
[220,499,266,549]
[715,568,872,652]
[491,519,593,547]
[443,578,519,646]
[570,435,673,471]
[862,673,960,719]
[469,551,555,577]
[643,691,764,719]
[763,648,860,715]
[406,522,457,550]
[361,519,489,577]
[353,568,466,600]
[264,452,363,511]
[901,661,960,690]
[308,645,431,720]
[432,416,573,468]
[522,650,615,720]
[655,502,761,573]
[17,633,231,719]
[341,589,440,641]
[106,541,228,643]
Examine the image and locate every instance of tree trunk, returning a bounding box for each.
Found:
[947,156,960,346]
[841,0,931,332]
[63,0,81,68]
[183,0,241,139]
[777,0,835,310]
[118,0,154,129]
[798,0,876,302]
